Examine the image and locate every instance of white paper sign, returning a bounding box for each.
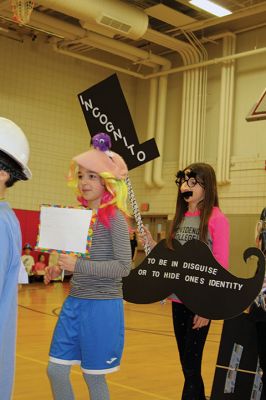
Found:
[37,206,92,254]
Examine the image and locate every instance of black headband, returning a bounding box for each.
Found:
[0,151,27,181]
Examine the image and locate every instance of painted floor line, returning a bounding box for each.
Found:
[16,353,174,400]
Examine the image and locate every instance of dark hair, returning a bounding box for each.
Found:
[167,162,219,247]
[23,243,32,251]
[260,208,266,221]
[0,150,27,187]
[259,208,266,255]
[38,253,45,262]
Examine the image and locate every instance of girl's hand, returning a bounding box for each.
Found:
[192,315,210,329]
[138,226,157,250]
[44,265,61,285]
[58,254,77,272]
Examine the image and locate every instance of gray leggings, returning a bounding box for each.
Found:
[47,362,110,400]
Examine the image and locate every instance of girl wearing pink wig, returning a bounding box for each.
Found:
[45,133,132,400]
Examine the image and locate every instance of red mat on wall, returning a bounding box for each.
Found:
[14,208,47,262]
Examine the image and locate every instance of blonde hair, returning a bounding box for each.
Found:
[67,161,130,226]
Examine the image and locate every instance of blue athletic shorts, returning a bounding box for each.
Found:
[49,296,124,374]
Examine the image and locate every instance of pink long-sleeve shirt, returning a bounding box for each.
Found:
[170,206,230,302]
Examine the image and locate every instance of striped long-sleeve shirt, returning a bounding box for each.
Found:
[70,209,132,299]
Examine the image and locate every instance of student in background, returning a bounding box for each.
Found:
[130,231,138,262]
[0,117,31,399]
[33,253,47,278]
[255,208,266,255]
[254,207,266,399]
[143,163,229,400]
[21,243,35,280]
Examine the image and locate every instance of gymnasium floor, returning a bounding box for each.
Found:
[14,281,222,399]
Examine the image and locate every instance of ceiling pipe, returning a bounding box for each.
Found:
[0,10,151,77]
[60,37,159,69]
[152,72,168,188]
[6,7,236,78]
[16,9,171,69]
[234,21,266,35]
[182,47,200,166]
[53,46,144,78]
[177,34,208,169]
[143,27,192,53]
[216,35,236,185]
[144,77,158,188]
[0,8,83,38]
[2,3,265,79]
[0,11,149,76]
[37,0,148,40]
[71,32,170,68]
[190,32,208,162]
[145,46,266,79]
[0,8,170,70]
[198,67,207,161]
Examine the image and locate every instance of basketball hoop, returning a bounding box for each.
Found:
[10,0,34,25]
[246,88,266,122]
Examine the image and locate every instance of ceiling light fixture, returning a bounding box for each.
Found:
[189,0,232,17]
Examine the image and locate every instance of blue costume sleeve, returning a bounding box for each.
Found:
[0,218,11,299]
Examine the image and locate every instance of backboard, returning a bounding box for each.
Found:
[246,88,266,122]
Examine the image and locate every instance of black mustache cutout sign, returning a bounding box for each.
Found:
[123,239,265,320]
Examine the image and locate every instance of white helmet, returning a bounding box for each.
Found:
[0,117,32,179]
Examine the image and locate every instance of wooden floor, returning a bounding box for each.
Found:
[14,281,223,399]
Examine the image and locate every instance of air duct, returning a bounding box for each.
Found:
[38,0,148,40]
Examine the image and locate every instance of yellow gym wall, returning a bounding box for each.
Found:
[0,36,137,210]
[0,26,266,274]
